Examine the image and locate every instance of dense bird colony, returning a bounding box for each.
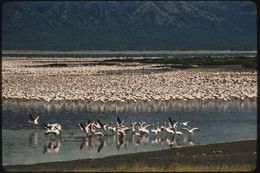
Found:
[2,58,257,103]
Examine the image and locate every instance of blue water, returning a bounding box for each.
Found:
[2,51,256,58]
[2,99,257,166]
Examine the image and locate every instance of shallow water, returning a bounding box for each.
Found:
[2,99,257,166]
[2,50,256,59]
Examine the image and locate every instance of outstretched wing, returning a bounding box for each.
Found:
[117,116,122,124]
[168,117,174,128]
[35,116,39,121]
[97,120,104,128]
[79,123,85,131]
[191,127,199,132]
[181,127,189,132]
[29,114,34,121]
[43,123,52,130]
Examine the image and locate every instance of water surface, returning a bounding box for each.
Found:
[2,99,257,166]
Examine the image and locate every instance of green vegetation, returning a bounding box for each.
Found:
[23,56,257,70]
[99,56,257,69]
[25,63,68,68]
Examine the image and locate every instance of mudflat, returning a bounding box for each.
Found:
[3,138,257,172]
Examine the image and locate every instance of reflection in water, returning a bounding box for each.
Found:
[58,131,198,154]
[43,134,61,153]
[2,99,256,114]
[79,135,104,152]
[2,98,257,166]
[29,130,40,147]
[117,135,127,150]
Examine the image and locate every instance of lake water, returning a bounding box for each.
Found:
[2,50,256,58]
[2,99,257,166]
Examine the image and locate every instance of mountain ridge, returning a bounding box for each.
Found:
[2,1,257,50]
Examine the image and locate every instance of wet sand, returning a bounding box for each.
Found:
[3,138,257,172]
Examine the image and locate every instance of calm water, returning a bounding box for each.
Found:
[2,51,256,58]
[2,99,257,166]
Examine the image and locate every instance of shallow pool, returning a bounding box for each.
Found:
[2,99,257,166]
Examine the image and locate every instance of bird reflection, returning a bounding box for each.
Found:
[29,130,39,147]
[97,140,104,153]
[166,136,178,148]
[135,133,149,146]
[151,136,161,144]
[80,136,93,150]
[43,135,61,154]
[117,135,127,150]
[80,135,105,153]
[38,131,197,155]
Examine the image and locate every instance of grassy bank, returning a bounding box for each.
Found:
[101,56,257,69]
[3,139,257,172]
[72,163,254,172]
[10,56,256,70]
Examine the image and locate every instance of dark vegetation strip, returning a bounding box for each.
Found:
[24,56,257,69]
[25,63,68,68]
[101,56,257,69]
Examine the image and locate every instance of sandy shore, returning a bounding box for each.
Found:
[3,139,257,172]
[2,58,257,103]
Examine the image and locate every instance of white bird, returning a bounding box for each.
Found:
[103,122,112,130]
[116,116,125,128]
[93,130,104,136]
[108,126,116,133]
[175,130,183,135]
[117,127,130,136]
[79,123,89,134]
[180,121,191,127]
[46,123,62,131]
[168,117,178,130]
[44,126,60,135]
[130,122,137,133]
[161,125,175,135]
[173,121,178,130]
[151,126,161,135]
[138,124,150,135]
[95,120,103,129]
[181,127,200,134]
[43,123,62,135]
[28,114,39,125]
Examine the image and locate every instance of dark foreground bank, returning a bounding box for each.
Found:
[3,139,257,172]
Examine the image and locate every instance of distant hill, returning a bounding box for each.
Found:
[2,1,257,50]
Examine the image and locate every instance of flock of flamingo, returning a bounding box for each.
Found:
[28,114,199,137]
[28,114,200,153]
[4,57,255,154]
[2,58,257,103]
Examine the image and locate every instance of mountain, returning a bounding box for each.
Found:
[2,1,257,50]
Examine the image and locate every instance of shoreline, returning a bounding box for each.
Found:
[2,96,257,103]
[2,49,257,55]
[3,138,257,172]
[2,97,256,113]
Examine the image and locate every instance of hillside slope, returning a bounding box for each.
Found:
[2,1,257,50]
